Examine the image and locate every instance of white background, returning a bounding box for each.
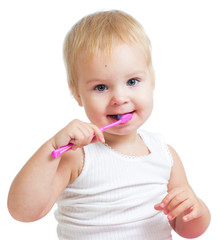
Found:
[0,0,219,239]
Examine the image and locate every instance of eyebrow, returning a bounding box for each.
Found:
[86,78,108,85]
[126,70,147,78]
[86,70,147,85]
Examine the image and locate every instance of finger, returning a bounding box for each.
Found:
[167,199,192,221]
[166,191,189,213]
[70,131,84,146]
[182,207,200,222]
[161,188,184,207]
[70,126,90,146]
[71,144,78,151]
[80,123,95,142]
[90,124,105,143]
[154,202,166,211]
[154,203,161,210]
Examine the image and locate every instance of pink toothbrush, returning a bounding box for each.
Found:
[51,113,132,158]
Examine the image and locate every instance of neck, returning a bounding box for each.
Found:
[103,130,150,157]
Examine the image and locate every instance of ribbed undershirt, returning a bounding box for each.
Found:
[55,130,173,239]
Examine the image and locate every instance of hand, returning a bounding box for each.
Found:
[154,187,204,223]
[53,119,105,150]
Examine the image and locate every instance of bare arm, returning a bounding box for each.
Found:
[7,119,104,222]
[155,145,210,238]
[7,139,79,222]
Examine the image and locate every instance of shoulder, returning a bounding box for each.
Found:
[138,131,190,190]
[139,129,174,165]
[167,145,190,191]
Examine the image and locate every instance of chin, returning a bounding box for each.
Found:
[109,124,140,136]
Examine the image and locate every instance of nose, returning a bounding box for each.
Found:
[110,90,129,106]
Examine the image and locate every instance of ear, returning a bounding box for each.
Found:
[73,90,83,107]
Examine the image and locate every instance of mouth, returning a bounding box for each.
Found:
[107,111,135,121]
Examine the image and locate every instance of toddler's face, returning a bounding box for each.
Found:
[74,43,154,135]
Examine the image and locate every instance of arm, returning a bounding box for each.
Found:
[7,119,104,222]
[154,145,210,238]
[7,139,81,222]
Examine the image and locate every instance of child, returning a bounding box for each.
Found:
[8,10,210,239]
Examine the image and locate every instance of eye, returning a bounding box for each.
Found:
[94,84,108,91]
[127,78,139,86]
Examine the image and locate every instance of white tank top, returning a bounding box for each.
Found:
[55,130,173,239]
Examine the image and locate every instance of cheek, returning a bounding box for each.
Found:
[82,97,107,124]
[145,98,153,116]
[135,91,153,119]
[137,90,153,109]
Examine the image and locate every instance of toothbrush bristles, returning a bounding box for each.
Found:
[117,115,122,120]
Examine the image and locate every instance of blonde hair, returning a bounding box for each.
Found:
[63,10,154,93]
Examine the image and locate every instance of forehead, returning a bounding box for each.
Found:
[78,41,148,61]
[76,43,148,78]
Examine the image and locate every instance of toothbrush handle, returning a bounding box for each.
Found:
[51,119,122,159]
[51,143,73,158]
[99,120,121,131]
